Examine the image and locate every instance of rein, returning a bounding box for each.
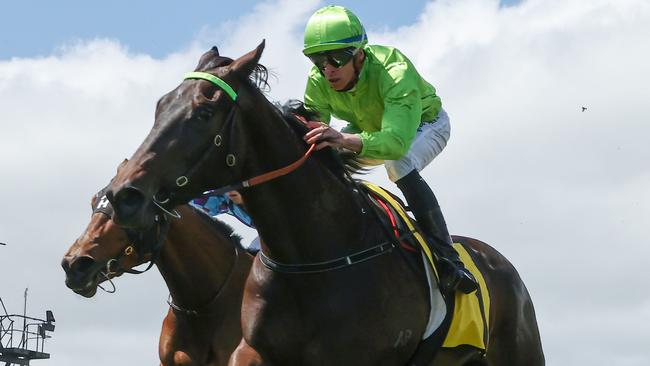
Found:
[207,144,317,196]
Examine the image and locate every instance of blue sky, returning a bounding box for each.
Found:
[1,0,520,59]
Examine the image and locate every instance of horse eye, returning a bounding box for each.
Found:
[193,105,214,122]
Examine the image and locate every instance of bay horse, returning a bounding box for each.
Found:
[62,184,253,365]
[105,43,544,365]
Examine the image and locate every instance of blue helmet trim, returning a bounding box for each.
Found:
[320,33,367,46]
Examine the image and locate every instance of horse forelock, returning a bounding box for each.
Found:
[195,49,233,72]
[194,47,269,92]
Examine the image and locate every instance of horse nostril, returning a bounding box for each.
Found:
[113,187,145,219]
[69,256,96,275]
[61,258,71,273]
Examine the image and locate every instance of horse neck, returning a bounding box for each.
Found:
[237,96,379,264]
[156,205,237,309]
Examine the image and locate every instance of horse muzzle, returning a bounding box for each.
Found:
[61,255,102,297]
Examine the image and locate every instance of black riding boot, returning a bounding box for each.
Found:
[396,170,478,294]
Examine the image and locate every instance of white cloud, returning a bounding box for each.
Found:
[1,0,648,365]
[193,0,321,100]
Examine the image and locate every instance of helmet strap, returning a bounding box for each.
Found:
[353,48,364,76]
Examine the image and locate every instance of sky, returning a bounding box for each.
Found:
[0,0,649,365]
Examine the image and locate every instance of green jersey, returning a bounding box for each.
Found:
[304,44,442,160]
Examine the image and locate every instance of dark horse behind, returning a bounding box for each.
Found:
[105,42,544,365]
[62,180,253,365]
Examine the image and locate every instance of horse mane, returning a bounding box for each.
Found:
[276,100,367,179]
[189,205,245,250]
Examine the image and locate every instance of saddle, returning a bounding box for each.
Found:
[360,181,490,362]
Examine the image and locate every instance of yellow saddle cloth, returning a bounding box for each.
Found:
[362,181,490,351]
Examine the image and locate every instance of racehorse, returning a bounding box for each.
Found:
[62,184,253,365]
[104,43,544,365]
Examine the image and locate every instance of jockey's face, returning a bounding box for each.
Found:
[321,49,364,92]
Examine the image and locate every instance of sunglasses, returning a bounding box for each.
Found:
[307,47,359,71]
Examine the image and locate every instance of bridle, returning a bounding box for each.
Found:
[108,216,170,275]
[92,188,170,282]
[152,71,317,208]
[92,187,243,316]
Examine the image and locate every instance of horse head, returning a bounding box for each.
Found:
[62,162,168,297]
[105,42,363,264]
[107,42,269,229]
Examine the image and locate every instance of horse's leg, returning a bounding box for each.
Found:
[228,339,265,366]
[158,311,206,366]
[159,311,180,366]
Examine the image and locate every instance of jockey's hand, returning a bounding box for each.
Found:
[304,121,362,153]
[304,121,341,150]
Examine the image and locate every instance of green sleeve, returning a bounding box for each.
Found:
[358,62,422,160]
[303,67,332,123]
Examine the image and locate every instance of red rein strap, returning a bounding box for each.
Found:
[207,117,317,196]
[241,115,316,188]
[242,144,317,188]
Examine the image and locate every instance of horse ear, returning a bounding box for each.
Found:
[195,47,225,71]
[230,40,265,76]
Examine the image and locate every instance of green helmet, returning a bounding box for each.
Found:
[303,5,368,55]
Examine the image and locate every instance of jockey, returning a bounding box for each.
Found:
[301,5,477,294]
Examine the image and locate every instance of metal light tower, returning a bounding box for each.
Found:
[0,290,55,365]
